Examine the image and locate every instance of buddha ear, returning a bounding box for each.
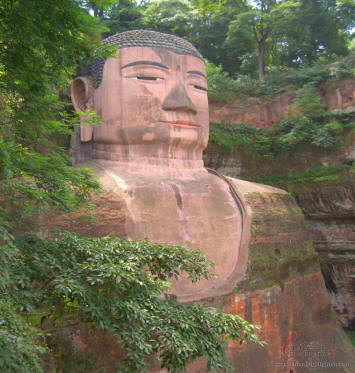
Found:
[71,77,94,142]
[71,77,94,112]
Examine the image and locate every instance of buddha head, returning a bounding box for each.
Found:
[71,30,209,165]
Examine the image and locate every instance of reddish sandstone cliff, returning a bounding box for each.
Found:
[209,78,355,127]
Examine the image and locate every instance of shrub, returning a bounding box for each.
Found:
[205,61,238,102]
[288,63,329,86]
[209,122,273,157]
[209,115,338,158]
[0,300,44,373]
[327,120,344,134]
[294,84,325,118]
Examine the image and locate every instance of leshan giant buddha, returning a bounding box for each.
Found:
[71,30,256,301]
[65,30,355,372]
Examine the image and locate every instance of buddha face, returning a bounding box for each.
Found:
[76,46,209,161]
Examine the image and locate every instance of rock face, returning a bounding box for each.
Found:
[286,172,355,330]
[209,91,295,127]
[209,78,355,127]
[171,181,355,372]
[219,182,355,372]
[204,136,355,332]
[45,174,355,372]
[204,128,355,331]
[205,81,355,332]
[185,274,354,373]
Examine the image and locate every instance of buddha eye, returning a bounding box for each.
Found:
[191,84,207,92]
[136,76,163,81]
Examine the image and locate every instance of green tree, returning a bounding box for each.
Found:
[5,233,261,372]
[227,0,300,79]
[143,0,199,37]
[191,0,254,75]
[77,0,117,17]
[100,0,354,77]
[101,0,144,34]
[0,0,104,230]
[273,0,355,67]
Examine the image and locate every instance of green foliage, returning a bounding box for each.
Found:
[327,120,344,134]
[209,114,340,157]
[96,0,354,79]
[0,0,103,232]
[142,0,198,37]
[293,84,325,118]
[227,0,300,78]
[0,2,104,370]
[100,0,144,34]
[209,122,273,157]
[0,300,44,373]
[4,233,262,373]
[206,52,355,101]
[0,0,101,106]
[205,61,239,102]
[252,165,350,187]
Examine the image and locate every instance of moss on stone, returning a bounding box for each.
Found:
[236,240,319,292]
[245,192,306,235]
[263,164,353,190]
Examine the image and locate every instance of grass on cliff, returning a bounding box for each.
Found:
[251,164,353,188]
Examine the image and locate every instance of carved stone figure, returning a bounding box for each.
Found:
[71,30,250,301]
[66,30,355,372]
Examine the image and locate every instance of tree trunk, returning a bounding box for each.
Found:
[93,7,103,17]
[258,42,265,80]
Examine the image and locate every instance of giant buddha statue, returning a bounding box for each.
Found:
[66,30,355,372]
[71,30,250,301]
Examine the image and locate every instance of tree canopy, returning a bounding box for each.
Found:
[94,0,354,78]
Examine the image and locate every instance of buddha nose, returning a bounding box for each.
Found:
[162,84,197,114]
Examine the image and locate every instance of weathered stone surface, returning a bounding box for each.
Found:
[229,179,319,292]
[69,32,254,301]
[41,189,128,239]
[323,79,355,111]
[62,160,250,302]
[287,173,355,330]
[209,91,295,127]
[209,78,355,127]
[45,181,355,372]
[205,139,355,331]
[184,273,355,373]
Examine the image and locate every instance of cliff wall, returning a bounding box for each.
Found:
[286,170,355,330]
[209,78,355,127]
[204,82,355,331]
